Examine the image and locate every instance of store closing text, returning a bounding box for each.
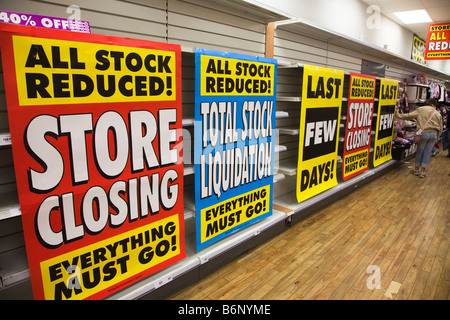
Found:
[26,109,181,248]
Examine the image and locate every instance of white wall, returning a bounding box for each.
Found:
[249,0,450,75]
[428,58,450,75]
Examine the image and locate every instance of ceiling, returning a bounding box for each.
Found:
[361,0,450,40]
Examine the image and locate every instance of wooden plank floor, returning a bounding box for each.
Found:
[169,151,450,300]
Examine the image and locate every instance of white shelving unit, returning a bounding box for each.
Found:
[406,83,428,103]
[0,50,404,301]
[0,50,293,299]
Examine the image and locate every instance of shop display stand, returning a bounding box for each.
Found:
[0,50,401,300]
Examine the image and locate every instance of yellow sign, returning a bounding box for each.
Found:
[13,35,176,106]
[40,215,181,300]
[373,78,397,167]
[412,35,426,65]
[200,185,270,243]
[343,149,369,178]
[199,55,274,96]
[349,76,375,100]
[296,65,344,203]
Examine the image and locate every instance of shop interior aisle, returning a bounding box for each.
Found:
[168,153,450,300]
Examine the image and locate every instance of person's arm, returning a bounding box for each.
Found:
[395,108,419,120]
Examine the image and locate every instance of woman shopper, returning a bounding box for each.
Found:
[395,98,443,178]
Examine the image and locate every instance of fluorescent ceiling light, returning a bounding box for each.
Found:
[393,9,432,24]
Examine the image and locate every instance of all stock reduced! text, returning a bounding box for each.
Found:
[13,35,176,105]
[200,55,274,96]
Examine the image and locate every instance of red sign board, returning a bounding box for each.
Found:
[0,23,185,299]
[342,73,376,180]
[424,22,450,60]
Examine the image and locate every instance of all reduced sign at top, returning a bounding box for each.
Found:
[194,48,277,251]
